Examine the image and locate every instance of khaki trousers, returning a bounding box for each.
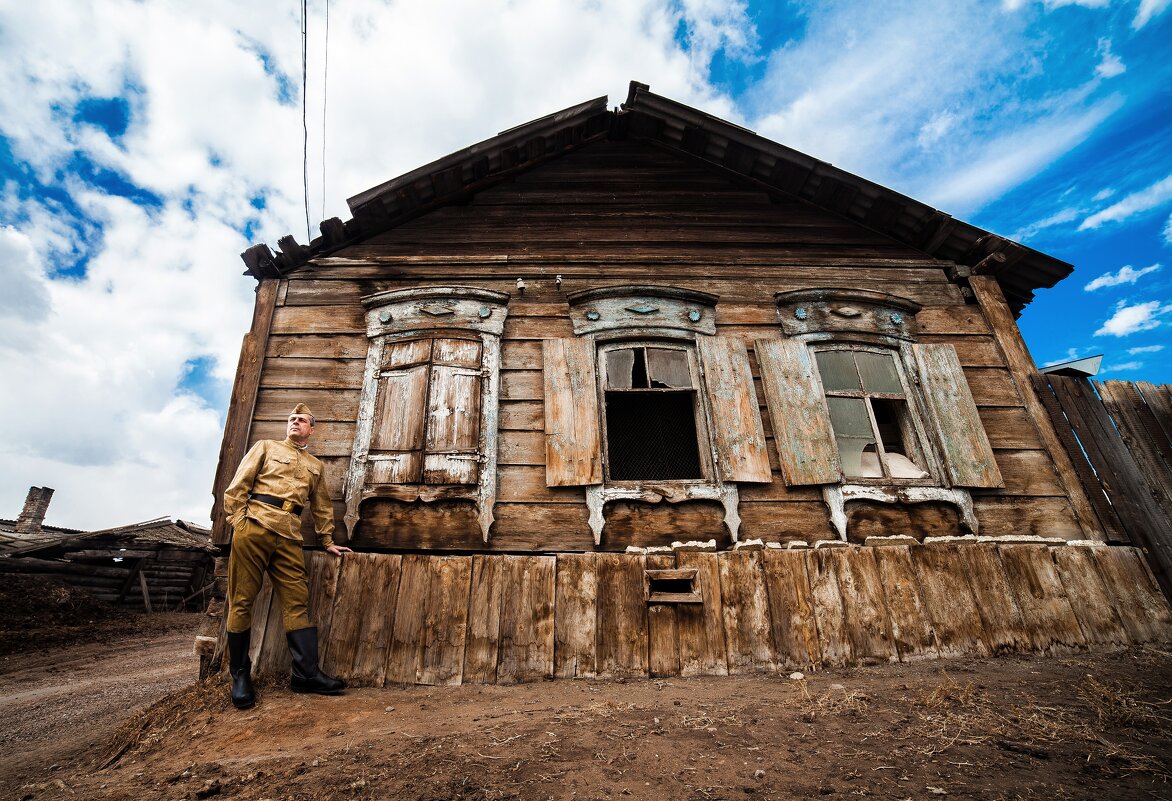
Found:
[226,517,311,633]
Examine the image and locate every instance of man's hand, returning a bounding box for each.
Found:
[325,545,353,556]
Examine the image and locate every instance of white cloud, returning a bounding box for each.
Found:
[1080,174,1172,229]
[1012,206,1082,241]
[1101,361,1144,372]
[1094,300,1172,337]
[1094,38,1125,79]
[0,227,51,327]
[1083,263,1161,291]
[1164,213,1172,244]
[1092,187,1115,201]
[1134,0,1172,28]
[1128,344,1165,354]
[746,1,1125,215]
[0,0,754,528]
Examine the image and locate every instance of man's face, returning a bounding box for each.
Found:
[287,414,315,444]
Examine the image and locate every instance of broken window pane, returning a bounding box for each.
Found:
[606,349,635,389]
[856,351,902,394]
[646,348,692,388]
[826,397,874,478]
[815,351,861,392]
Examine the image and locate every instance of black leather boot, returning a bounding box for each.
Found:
[226,629,256,709]
[287,626,346,695]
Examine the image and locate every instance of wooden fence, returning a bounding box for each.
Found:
[1033,376,1172,600]
[229,544,1172,687]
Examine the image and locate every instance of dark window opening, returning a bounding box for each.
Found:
[648,577,694,595]
[605,391,704,480]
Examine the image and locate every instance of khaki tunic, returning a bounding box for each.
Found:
[222,438,337,633]
[222,438,337,549]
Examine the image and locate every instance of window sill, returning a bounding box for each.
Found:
[585,481,741,546]
[822,483,978,542]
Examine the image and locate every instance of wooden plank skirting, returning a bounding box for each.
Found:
[230,543,1172,686]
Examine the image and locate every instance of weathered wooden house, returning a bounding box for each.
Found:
[208,83,1171,685]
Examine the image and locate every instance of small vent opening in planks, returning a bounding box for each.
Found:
[645,568,702,604]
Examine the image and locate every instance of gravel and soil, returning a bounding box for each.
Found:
[1,575,1170,801]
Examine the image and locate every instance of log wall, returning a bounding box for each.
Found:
[236,543,1172,685]
[237,140,1084,550]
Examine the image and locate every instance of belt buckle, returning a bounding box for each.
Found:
[281,500,294,512]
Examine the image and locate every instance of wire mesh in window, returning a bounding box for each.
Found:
[605,391,704,480]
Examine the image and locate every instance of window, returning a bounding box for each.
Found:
[543,285,772,544]
[368,336,483,486]
[812,347,929,482]
[759,288,1004,540]
[600,343,706,481]
[344,286,509,542]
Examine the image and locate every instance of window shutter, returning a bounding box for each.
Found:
[423,365,483,485]
[754,339,841,485]
[370,365,429,483]
[912,343,1003,489]
[543,338,603,487]
[697,336,772,482]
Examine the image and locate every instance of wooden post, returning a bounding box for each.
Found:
[969,276,1104,540]
[210,278,281,545]
[138,571,153,613]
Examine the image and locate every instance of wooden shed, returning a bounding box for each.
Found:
[208,82,1172,685]
[2,488,216,611]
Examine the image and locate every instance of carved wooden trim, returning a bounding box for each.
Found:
[345,288,510,543]
[821,484,978,541]
[585,483,741,545]
[775,287,921,340]
[566,284,718,336]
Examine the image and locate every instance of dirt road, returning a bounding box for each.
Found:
[2,612,1170,801]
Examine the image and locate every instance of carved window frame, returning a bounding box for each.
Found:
[562,285,755,545]
[344,286,509,543]
[770,288,992,540]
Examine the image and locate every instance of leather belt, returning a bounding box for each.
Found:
[251,493,303,515]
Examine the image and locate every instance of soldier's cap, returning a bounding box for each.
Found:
[289,403,315,424]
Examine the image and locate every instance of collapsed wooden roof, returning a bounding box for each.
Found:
[0,517,214,557]
[242,81,1072,315]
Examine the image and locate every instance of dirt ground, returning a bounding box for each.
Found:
[1,589,1171,801]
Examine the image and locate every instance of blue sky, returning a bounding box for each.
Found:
[1,0,1169,528]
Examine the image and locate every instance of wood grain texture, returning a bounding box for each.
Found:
[697,337,771,482]
[827,548,897,664]
[754,338,840,486]
[349,554,403,686]
[913,344,1003,488]
[385,555,431,685]
[543,338,603,486]
[462,555,505,684]
[806,549,853,667]
[997,545,1086,654]
[970,276,1103,540]
[955,545,1031,654]
[870,546,938,662]
[910,545,990,658]
[1090,547,1172,643]
[553,553,598,678]
[674,551,729,677]
[718,551,777,673]
[595,553,649,679]
[213,278,279,545]
[417,556,472,686]
[1052,547,1128,647]
[496,556,556,683]
[761,549,822,670]
[645,553,681,677]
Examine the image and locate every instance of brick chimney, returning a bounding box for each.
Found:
[14,486,54,535]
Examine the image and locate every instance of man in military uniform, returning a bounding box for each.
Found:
[222,403,351,709]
